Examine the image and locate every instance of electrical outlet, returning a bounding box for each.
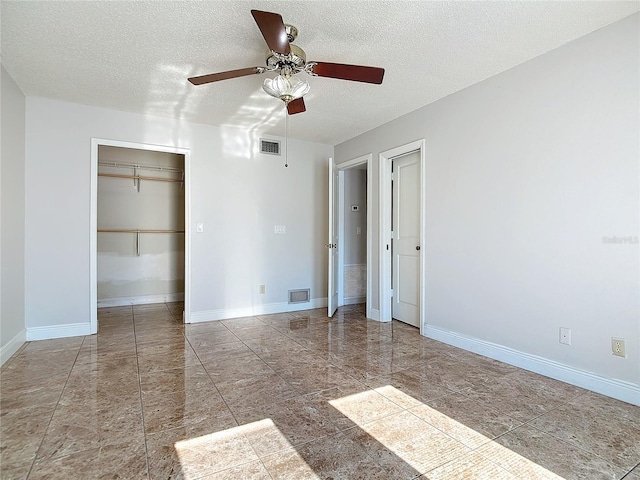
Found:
[259,284,266,294]
[559,327,571,345]
[612,338,626,358]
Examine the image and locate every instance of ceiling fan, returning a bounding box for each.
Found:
[188,10,385,115]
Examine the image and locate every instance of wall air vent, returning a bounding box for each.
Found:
[260,139,281,156]
[288,288,310,304]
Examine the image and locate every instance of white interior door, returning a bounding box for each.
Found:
[327,158,339,316]
[392,151,420,326]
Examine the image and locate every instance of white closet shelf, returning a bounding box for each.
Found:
[98,229,185,233]
[98,161,183,174]
[98,173,183,183]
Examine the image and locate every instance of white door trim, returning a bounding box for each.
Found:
[334,154,373,319]
[328,158,338,317]
[379,140,426,332]
[90,138,191,333]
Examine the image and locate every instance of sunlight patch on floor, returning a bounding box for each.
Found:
[329,385,565,479]
[174,418,297,479]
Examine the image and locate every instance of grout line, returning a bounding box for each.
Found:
[25,335,86,478]
[524,420,634,475]
[132,305,152,480]
[620,461,640,479]
[183,316,277,479]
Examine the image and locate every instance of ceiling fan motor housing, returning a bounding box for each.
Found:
[266,43,307,76]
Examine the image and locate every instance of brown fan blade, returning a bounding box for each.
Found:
[188,67,263,85]
[287,97,306,115]
[310,62,385,84]
[251,10,290,55]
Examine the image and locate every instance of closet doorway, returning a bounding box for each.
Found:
[90,139,191,332]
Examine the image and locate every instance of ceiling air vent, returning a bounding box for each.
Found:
[260,139,281,156]
[288,288,310,304]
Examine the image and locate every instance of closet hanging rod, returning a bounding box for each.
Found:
[98,161,183,174]
[97,229,185,233]
[98,173,184,183]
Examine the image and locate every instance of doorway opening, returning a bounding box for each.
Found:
[379,140,426,332]
[328,154,373,319]
[90,139,191,333]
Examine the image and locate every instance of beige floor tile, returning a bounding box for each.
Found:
[233,396,340,456]
[200,460,271,480]
[275,362,363,395]
[146,423,259,480]
[0,459,35,480]
[410,391,521,448]
[330,351,413,380]
[0,381,66,411]
[462,369,587,423]
[1,404,55,460]
[365,369,452,408]
[183,329,241,348]
[190,339,257,363]
[201,353,275,382]
[137,347,201,374]
[242,336,310,358]
[476,424,627,480]
[422,451,517,479]
[37,403,144,460]
[19,337,84,354]
[215,373,301,415]
[29,439,148,479]
[345,410,471,478]
[220,316,267,331]
[2,303,637,480]
[98,305,133,317]
[183,320,229,335]
[261,432,390,479]
[529,393,640,471]
[231,325,290,342]
[142,384,236,434]
[305,384,403,430]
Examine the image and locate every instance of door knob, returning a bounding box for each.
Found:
[416,246,421,251]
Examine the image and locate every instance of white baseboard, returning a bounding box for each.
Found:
[26,323,92,342]
[369,308,381,322]
[1,330,26,366]
[344,296,366,306]
[189,297,328,324]
[425,325,640,407]
[98,293,184,308]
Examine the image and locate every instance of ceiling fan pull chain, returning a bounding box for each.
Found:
[285,106,289,168]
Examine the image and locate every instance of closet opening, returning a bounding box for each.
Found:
[90,139,191,332]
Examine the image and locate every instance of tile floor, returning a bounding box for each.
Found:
[1,302,639,479]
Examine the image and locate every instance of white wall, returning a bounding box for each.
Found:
[0,66,27,364]
[343,169,367,300]
[336,14,640,401]
[24,97,333,334]
[343,169,367,265]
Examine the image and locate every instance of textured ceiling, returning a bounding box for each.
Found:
[2,1,638,145]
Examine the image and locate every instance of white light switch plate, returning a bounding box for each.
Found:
[274,225,286,234]
[196,223,204,233]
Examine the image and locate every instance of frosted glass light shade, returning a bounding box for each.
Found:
[263,75,310,103]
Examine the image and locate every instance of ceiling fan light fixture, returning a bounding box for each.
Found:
[263,74,310,104]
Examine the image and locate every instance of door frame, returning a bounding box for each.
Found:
[89,138,191,333]
[379,139,426,332]
[335,154,373,319]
